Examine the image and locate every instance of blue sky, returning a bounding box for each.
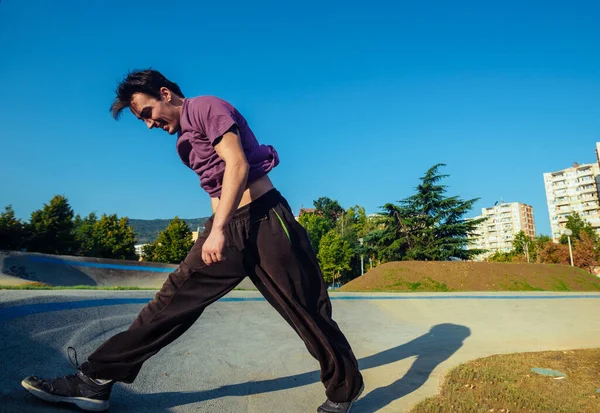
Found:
[1,0,599,236]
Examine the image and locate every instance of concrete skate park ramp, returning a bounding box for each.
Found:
[1,290,600,412]
[0,250,256,289]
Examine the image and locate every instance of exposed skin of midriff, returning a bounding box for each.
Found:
[210,175,274,214]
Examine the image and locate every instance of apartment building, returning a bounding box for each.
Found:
[544,161,600,242]
[134,244,147,259]
[468,202,536,257]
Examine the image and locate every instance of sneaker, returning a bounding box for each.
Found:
[317,382,365,413]
[21,347,113,412]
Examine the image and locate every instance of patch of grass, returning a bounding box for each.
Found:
[0,284,158,290]
[501,278,544,291]
[0,284,257,291]
[10,281,51,288]
[410,349,600,413]
[341,261,600,292]
[382,268,408,282]
[388,277,451,292]
[404,281,423,291]
[415,277,451,292]
[553,278,571,292]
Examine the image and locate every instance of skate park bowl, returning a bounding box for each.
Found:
[1,287,599,412]
[0,250,257,289]
[1,250,600,412]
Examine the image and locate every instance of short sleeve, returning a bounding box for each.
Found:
[188,97,237,145]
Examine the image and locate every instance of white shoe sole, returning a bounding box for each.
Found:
[21,379,110,412]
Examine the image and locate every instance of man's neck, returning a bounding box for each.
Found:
[171,95,185,111]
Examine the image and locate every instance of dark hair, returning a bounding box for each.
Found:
[110,69,185,119]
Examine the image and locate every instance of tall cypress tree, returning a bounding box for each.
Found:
[377,164,487,261]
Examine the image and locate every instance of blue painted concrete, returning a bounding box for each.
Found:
[28,256,173,273]
[0,297,264,321]
[1,294,599,322]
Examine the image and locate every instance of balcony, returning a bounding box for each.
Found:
[579,186,597,194]
[577,168,594,177]
[556,210,572,216]
[578,177,594,184]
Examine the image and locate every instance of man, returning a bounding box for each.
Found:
[22,69,364,412]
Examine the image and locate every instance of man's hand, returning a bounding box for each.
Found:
[202,227,226,265]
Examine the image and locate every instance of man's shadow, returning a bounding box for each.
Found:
[354,323,470,411]
[122,323,470,412]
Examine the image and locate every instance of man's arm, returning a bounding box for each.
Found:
[201,126,249,265]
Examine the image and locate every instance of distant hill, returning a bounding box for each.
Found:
[129,218,209,244]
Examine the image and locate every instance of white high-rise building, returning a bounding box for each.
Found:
[467,202,536,258]
[544,159,600,242]
[134,244,148,259]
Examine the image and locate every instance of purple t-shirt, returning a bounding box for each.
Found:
[177,96,279,197]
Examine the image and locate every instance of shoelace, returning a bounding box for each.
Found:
[67,346,81,371]
[53,347,81,383]
[43,347,81,391]
[67,346,113,386]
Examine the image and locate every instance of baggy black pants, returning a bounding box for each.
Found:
[82,189,363,403]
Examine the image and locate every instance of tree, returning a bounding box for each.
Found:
[314,197,344,226]
[73,213,98,256]
[486,250,514,263]
[141,243,156,261]
[298,211,330,253]
[572,231,599,273]
[361,223,387,266]
[488,234,554,264]
[27,195,76,255]
[300,201,380,278]
[365,212,408,263]
[512,231,535,263]
[0,205,26,250]
[534,235,553,263]
[335,206,370,239]
[537,241,570,265]
[335,205,379,278]
[559,212,598,244]
[317,230,353,285]
[146,217,194,263]
[375,164,487,261]
[91,214,137,260]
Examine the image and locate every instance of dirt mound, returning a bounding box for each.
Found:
[339,261,600,292]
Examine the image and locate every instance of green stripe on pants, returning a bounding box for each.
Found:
[272,208,291,242]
